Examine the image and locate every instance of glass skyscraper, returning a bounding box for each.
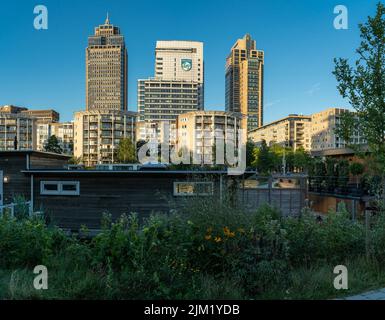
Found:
[225,34,264,131]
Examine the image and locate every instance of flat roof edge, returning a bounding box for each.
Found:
[0,150,71,158]
[22,170,236,174]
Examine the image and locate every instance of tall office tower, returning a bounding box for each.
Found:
[137,41,204,144]
[86,15,127,111]
[154,40,204,107]
[225,34,264,131]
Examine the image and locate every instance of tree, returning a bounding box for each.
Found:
[337,159,350,190]
[116,138,136,163]
[350,162,365,188]
[68,156,83,165]
[44,135,62,154]
[334,111,357,148]
[333,3,385,169]
[253,140,273,175]
[246,139,256,168]
[325,158,337,191]
[269,143,285,172]
[309,158,326,192]
[293,147,312,173]
[350,162,365,176]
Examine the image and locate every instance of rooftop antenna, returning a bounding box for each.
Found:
[105,12,110,24]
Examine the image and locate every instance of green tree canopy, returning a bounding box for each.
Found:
[253,140,273,175]
[246,139,256,168]
[116,138,136,163]
[44,135,63,154]
[292,147,312,173]
[68,156,83,165]
[350,162,365,176]
[333,3,385,168]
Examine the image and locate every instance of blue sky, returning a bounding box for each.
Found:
[0,0,380,122]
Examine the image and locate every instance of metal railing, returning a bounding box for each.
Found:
[0,201,33,218]
[308,176,365,197]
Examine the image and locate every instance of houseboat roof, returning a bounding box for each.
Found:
[22,169,254,175]
[0,150,71,159]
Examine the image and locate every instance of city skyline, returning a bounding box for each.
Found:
[0,0,379,123]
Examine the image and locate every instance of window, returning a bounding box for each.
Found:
[173,182,213,196]
[40,181,80,196]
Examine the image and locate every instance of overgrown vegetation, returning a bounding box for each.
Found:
[1,196,385,300]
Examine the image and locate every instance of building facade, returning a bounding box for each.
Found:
[225,34,264,131]
[177,111,243,164]
[137,78,202,123]
[51,122,74,155]
[248,108,366,152]
[20,109,59,123]
[86,15,127,111]
[0,109,36,151]
[0,106,71,153]
[136,120,177,146]
[74,110,136,166]
[0,105,28,114]
[20,109,60,152]
[311,108,365,151]
[248,114,312,151]
[137,78,202,145]
[154,40,204,106]
[35,123,52,152]
[137,41,204,145]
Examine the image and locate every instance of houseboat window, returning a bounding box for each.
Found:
[40,181,80,196]
[62,184,77,191]
[173,182,214,196]
[61,182,80,196]
[42,183,58,193]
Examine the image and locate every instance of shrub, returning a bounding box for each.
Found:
[285,204,365,266]
[0,194,380,300]
[0,215,66,269]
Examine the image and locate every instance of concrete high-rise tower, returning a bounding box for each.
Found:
[225,34,264,131]
[75,15,136,167]
[86,14,128,111]
[154,40,204,108]
[136,41,204,144]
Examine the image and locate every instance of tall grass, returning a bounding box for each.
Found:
[0,195,383,300]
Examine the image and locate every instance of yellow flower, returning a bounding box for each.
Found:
[223,226,235,238]
[205,234,212,240]
[214,236,222,243]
